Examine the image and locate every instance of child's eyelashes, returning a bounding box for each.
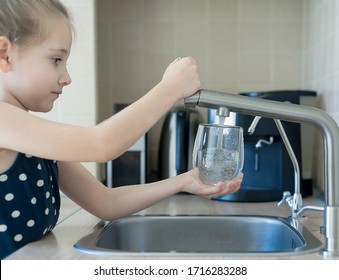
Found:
[51,57,63,65]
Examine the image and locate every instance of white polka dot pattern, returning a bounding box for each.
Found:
[11,210,20,218]
[0,153,60,259]
[19,173,27,181]
[5,193,14,201]
[14,234,23,242]
[37,179,44,187]
[0,224,7,232]
[0,174,8,182]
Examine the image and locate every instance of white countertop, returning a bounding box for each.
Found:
[5,194,337,260]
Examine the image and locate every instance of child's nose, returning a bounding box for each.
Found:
[60,69,72,86]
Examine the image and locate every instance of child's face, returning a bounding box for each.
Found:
[5,18,72,112]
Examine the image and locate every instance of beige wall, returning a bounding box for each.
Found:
[302,0,339,192]
[96,0,304,181]
[34,0,98,176]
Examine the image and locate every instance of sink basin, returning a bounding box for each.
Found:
[74,215,323,256]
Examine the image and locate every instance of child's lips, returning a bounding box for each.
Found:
[52,91,62,96]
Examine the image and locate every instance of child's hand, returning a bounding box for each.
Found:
[161,57,201,101]
[180,170,243,199]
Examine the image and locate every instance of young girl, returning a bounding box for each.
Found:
[0,0,242,259]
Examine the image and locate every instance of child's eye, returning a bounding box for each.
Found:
[52,57,62,65]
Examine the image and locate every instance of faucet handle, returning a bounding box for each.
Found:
[277,191,292,207]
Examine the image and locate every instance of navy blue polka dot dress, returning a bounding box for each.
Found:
[0,153,60,259]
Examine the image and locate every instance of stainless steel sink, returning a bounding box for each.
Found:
[74,215,323,256]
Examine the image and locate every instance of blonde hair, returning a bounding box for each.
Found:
[0,0,72,48]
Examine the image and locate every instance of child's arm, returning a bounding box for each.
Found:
[58,161,242,221]
[0,57,200,163]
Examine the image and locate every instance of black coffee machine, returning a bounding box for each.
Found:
[208,90,317,202]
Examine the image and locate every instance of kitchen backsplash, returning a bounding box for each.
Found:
[302,0,339,192]
[96,0,305,181]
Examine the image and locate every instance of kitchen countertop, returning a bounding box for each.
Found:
[5,193,337,260]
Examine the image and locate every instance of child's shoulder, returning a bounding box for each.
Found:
[0,101,32,125]
[0,101,24,110]
[0,101,32,129]
[0,104,29,166]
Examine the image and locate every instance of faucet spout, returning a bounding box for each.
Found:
[184,89,339,256]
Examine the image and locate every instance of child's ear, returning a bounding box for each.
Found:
[0,36,12,72]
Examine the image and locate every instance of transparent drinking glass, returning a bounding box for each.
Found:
[192,124,244,186]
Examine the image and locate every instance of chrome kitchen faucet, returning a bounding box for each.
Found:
[184,89,339,257]
[248,116,324,218]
